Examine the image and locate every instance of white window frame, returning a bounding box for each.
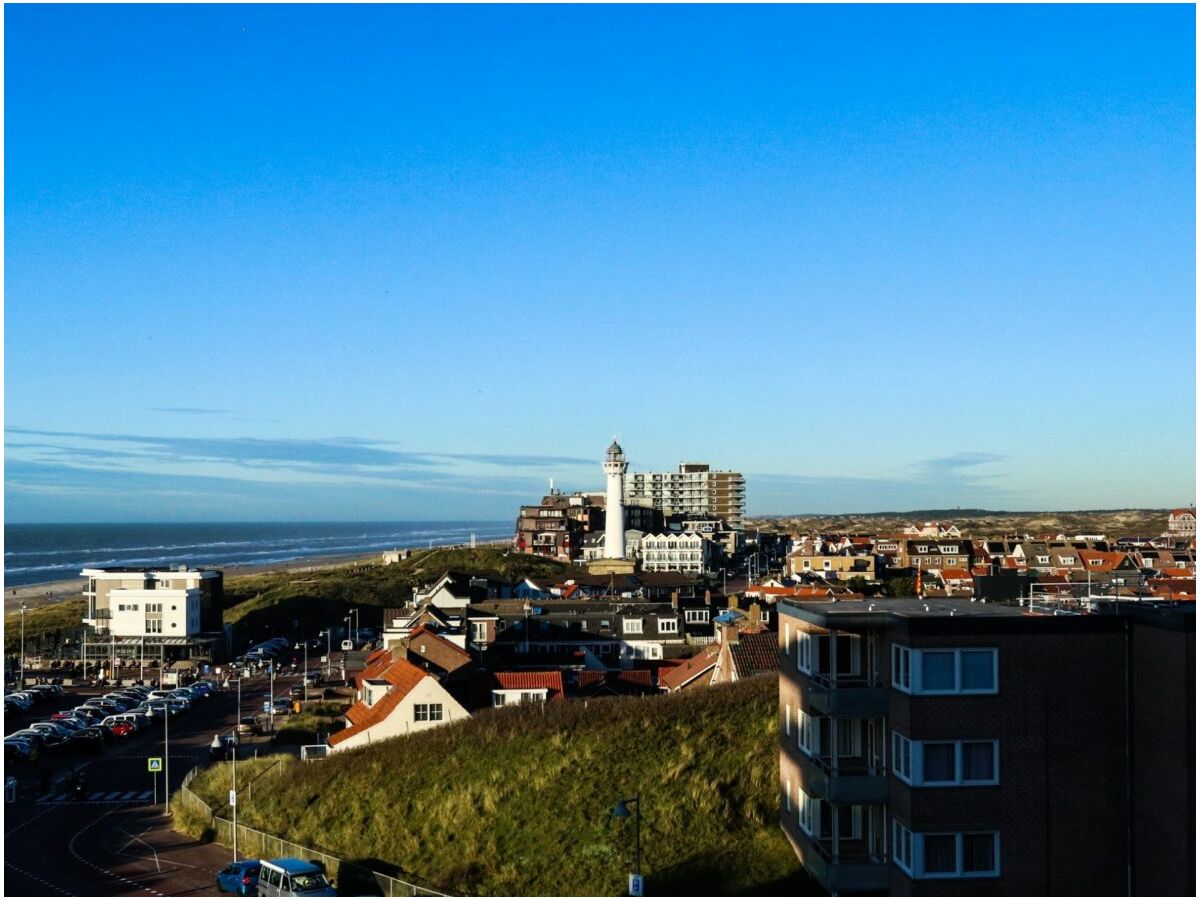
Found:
[892,731,914,784]
[796,632,813,674]
[471,622,489,643]
[798,787,820,837]
[623,618,644,634]
[891,644,912,692]
[797,708,817,756]
[657,618,678,634]
[686,609,710,624]
[909,648,999,695]
[892,819,914,875]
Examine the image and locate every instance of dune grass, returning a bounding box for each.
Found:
[4,598,88,654]
[222,547,572,641]
[177,675,818,897]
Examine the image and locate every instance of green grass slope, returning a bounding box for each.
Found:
[177,675,817,897]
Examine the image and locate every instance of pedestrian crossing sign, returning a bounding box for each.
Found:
[148,757,163,772]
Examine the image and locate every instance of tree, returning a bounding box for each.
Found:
[885,576,917,598]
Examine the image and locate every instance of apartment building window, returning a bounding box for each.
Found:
[797,709,819,756]
[921,831,1000,878]
[891,645,912,690]
[892,732,914,783]
[798,787,820,837]
[796,632,813,673]
[918,740,999,785]
[945,557,957,566]
[892,820,914,874]
[471,622,488,643]
[894,647,997,695]
[658,619,678,634]
[414,703,443,722]
[624,618,644,634]
[836,719,863,757]
[146,619,162,634]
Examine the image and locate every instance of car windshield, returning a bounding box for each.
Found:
[290,872,330,892]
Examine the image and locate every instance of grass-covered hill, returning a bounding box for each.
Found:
[176,675,817,897]
[4,597,87,654]
[222,546,573,640]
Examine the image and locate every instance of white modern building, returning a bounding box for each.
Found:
[625,463,746,530]
[81,566,222,637]
[639,532,714,574]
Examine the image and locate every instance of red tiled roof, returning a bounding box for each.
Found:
[354,648,394,689]
[1078,550,1133,572]
[658,645,719,691]
[493,670,564,700]
[331,654,430,746]
[1170,508,1195,518]
[729,630,779,679]
[1160,567,1194,578]
[939,567,973,580]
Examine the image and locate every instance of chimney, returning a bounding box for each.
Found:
[670,591,680,610]
[749,601,763,627]
[394,641,409,661]
[704,589,712,604]
[720,621,740,646]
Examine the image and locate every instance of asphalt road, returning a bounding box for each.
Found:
[5,669,306,897]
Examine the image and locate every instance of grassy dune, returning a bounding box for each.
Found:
[177,675,816,897]
[222,546,572,640]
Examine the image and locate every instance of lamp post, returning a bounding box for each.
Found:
[320,630,331,678]
[295,643,308,702]
[522,601,532,655]
[230,728,238,861]
[611,794,642,896]
[19,605,27,688]
[350,608,360,645]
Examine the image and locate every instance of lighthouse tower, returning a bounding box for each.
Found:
[603,440,628,559]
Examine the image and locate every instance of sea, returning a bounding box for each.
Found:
[3,521,513,588]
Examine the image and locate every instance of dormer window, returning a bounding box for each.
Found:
[917,545,929,553]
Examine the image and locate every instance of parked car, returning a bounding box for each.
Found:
[255,858,336,897]
[237,716,258,735]
[8,730,47,751]
[217,860,262,896]
[65,727,107,755]
[109,722,135,738]
[5,737,37,763]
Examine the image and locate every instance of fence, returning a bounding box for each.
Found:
[177,766,444,897]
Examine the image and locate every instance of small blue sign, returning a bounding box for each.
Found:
[262,701,271,713]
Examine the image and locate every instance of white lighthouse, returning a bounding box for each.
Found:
[603,440,628,559]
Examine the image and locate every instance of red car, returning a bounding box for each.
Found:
[109,722,135,738]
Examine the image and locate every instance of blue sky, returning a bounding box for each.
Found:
[5,4,1195,522]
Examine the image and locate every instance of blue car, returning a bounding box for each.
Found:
[217,860,262,896]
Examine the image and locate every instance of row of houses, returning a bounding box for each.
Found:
[327,570,781,752]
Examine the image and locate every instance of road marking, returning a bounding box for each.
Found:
[38,790,152,805]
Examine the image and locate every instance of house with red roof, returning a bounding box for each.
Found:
[328,649,469,753]
[489,671,565,706]
[658,644,720,693]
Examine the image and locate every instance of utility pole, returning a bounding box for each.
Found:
[163,700,170,814]
[231,737,238,861]
[19,606,27,688]
[268,663,275,735]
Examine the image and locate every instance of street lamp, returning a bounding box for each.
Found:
[19,605,27,688]
[319,629,331,678]
[522,601,532,655]
[295,643,308,703]
[611,794,643,897]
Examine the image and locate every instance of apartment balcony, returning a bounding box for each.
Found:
[795,750,889,806]
[785,824,890,894]
[802,674,888,717]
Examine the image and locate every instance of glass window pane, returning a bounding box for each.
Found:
[963,833,996,872]
[922,743,956,782]
[962,742,995,781]
[921,651,955,691]
[961,650,995,691]
[923,834,957,874]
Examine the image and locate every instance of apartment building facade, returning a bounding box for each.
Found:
[624,463,746,530]
[778,598,1194,896]
[81,566,223,636]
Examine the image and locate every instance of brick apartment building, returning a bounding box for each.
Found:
[778,597,1195,895]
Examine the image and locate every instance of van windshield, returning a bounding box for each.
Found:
[290,872,330,892]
